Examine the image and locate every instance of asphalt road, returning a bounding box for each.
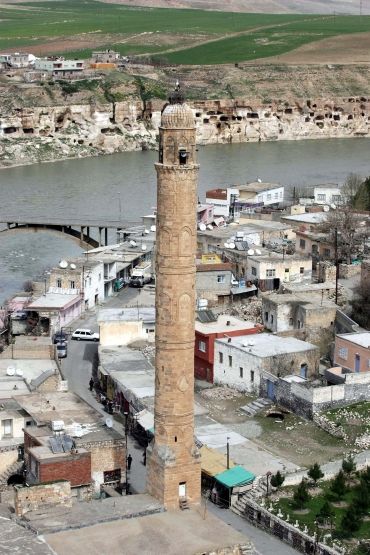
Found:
[61,289,299,554]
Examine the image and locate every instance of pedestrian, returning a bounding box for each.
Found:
[89,377,94,392]
[142,449,146,466]
[127,454,133,471]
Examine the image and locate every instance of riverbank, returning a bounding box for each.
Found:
[1,94,370,169]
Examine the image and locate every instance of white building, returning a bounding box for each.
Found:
[34,57,84,75]
[236,182,284,209]
[214,333,319,393]
[49,259,104,310]
[247,251,312,284]
[98,307,155,347]
[205,187,239,219]
[313,184,342,206]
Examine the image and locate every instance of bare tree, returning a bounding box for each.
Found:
[320,207,367,264]
[341,173,364,207]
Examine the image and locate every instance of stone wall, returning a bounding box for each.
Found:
[241,497,340,555]
[269,372,370,418]
[14,480,72,516]
[0,445,19,474]
[338,263,362,279]
[2,95,370,168]
[80,439,125,493]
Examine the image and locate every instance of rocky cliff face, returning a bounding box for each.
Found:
[1,96,370,167]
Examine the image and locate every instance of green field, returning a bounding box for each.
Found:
[1,1,370,64]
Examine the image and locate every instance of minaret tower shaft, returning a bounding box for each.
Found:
[146,88,201,509]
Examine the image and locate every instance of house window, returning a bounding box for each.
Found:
[99,273,102,281]
[251,267,257,276]
[274,192,279,199]
[250,370,255,383]
[70,280,75,289]
[264,311,268,321]
[289,317,293,326]
[317,194,326,201]
[324,248,331,257]
[2,419,12,437]
[338,347,348,360]
[271,314,274,324]
[239,367,243,378]
[219,352,223,364]
[279,191,283,197]
[217,275,225,283]
[267,194,271,200]
[332,195,341,203]
[300,267,304,274]
[228,355,232,367]
[199,340,206,353]
[285,268,289,273]
[179,149,187,165]
[312,244,318,254]
[299,239,306,249]
[266,269,276,278]
[56,278,62,288]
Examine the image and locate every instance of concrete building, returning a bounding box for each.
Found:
[146,89,201,509]
[26,293,82,337]
[334,332,370,373]
[281,212,328,231]
[34,57,84,76]
[197,219,292,256]
[195,314,263,383]
[313,184,342,206]
[197,203,214,225]
[0,355,62,400]
[205,187,239,219]
[196,262,236,305]
[246,251,312,288]
[18,391,125,495]
[261,292,336,339]
[0,52,31,68]
[98,307,155,346]
[48,258,104,310]
[0,399,34,476]
[236,182,284,210]
[91,49,120,63]
[295,230,334,267]
[214,334,320,395]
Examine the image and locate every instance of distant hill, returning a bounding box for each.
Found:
[102,0,370,15]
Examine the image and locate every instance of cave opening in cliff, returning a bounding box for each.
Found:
[23,128,34,134]
[4,127,17,134]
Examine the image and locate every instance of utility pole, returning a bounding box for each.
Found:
[124,411,129,495]
[335,227,339,304]
[226,436,230,469]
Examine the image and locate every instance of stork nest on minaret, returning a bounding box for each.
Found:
[168,80,185,105]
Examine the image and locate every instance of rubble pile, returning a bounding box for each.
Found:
[201,386,243,400]
[140,344,155,362]
[223,297,263,324]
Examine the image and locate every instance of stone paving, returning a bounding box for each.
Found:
[0,506,54,554]
[21,493,163,535]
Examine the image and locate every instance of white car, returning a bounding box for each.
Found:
[71,328,99,342]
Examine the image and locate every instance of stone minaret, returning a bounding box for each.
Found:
[146,87,201,509]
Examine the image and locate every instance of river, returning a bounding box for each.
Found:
[0,137,370,303]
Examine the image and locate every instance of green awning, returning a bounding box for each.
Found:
[215,465,255,488]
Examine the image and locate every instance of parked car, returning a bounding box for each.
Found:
[56,342,67,358]
[53,331,67,344]
[71,328,99,342]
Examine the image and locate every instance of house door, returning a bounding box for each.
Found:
[179,482,187,498]
[300,363,308,378]
[355,354,360,373]
[266,380,275,401]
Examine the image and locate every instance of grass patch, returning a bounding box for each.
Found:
[1,2,370,64]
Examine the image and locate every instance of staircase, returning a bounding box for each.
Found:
[179,497,190,510]
[0,460,24,487]
[240,398,273,417]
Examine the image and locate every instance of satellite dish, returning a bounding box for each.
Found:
[15,368,23,377]
[207,224,213,230]
[224,242,230,248]
[247,249,255,255]
[141,244,147,251]
[105,417,113,428]
[229,242,235,249]
[70,263,76,269]
[59,260,68,269]
[257,178,262,183]
[129,240,137,247]
[255,249,262,255]
[323,205,329,212]
[144,228,150,235]
[199,223,207,231]
[331,204,336,210]
[6,366,15,376]
[150,225,156,232]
